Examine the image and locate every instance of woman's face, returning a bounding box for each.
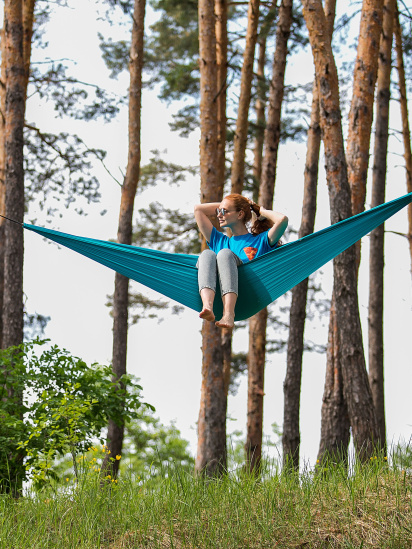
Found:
[216,199,243,229]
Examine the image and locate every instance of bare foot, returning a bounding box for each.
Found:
[215,313,235,329]
[199,308,215,322]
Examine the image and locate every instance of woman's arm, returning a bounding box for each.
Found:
[194,202,220,242]
[259,207,288,246]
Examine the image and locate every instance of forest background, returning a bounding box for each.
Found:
[2,0,412,469]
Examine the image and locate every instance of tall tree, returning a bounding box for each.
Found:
[368,0,395,451]
[394,2,412,271]
[102,0,146,478]
[347,0,385,255]
[195,0,227,477]
[1,0,25,495]
[252,35,267,191]
[0,0,35,346]
[302,0,379,461]
[317,295,351,463]
[2,0,25,349]
[231,0,261,193]
[215,0,227,187]
[245,0,293,474]
[215,0,233,398]
[312,1,348,467]
[282,84,321,469]
[316,0,385,464]
[282,0,336,470]
[0,24,7,348]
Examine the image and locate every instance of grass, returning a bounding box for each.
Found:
[1,457,411,548]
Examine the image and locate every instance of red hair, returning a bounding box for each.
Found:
[224,194,273,235]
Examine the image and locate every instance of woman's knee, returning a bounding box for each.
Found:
[202,249,217,259]
[197,249,217,267]
[216,248,234,261]
[217,248,241,267]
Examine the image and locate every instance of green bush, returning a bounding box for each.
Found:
[0,339,153,491]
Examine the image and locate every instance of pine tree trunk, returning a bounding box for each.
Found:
[317,294,350,464]
[231,0,260,193]
[22,0,35,94]
[1,0,25,496]
[259,0,292,206]
[2,0,25,349]
[245,0,293,474]
[243,33,267,470]
[302,0,379,461]
[394,2,412,271]
[316,0,382,465]
[368,0,395,452]
[196,0,227,477]
[0,24,6,211]
[0,25,7,349]
[0,1,34,349]
[103,0,145,478]
[215,0,227,189]
[302,0,350,468]
[215,0,233,397]
[252,36,267,195]
[282,77,320,469]
[0,0,34,349]
[346,0,384,267]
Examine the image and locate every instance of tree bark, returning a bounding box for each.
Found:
[0,24,6,213]
[394,2,412,272]
[215,0,227,189]
[245,0,293,474]
[196,0,227,477]
[302,0,350,469]
[283,77,320,470]
[252,35,267,195]
[215,0,233,398]
[103,0,145,478]
[302,0,379,461]
[22,0,35,95]
[259,0,292,206]
[2,0,25,350]
[0,0,34,349]
[1,0,25,496]
[0,25,7,349]
[282,0,337,470]
[314,0,383,465]
[318,0,383,466]
[317,295,350,464]
[231,0,260,193]
[368,0,395,452]
[346,0,384,267]
[246,306,268,472]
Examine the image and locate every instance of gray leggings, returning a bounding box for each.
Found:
[197,248,243,296]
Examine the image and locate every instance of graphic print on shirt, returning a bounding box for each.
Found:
[243,246,258,261]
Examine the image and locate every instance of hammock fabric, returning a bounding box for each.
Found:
[25,192,412,322]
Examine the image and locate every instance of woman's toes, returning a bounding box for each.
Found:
[199,308,215,322]
[215,314,235,329]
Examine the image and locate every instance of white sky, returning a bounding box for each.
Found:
[12,0,412,466]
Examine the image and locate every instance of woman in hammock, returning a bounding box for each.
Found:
[194,193,288,329]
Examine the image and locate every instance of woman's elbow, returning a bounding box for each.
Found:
[281,215,288,229]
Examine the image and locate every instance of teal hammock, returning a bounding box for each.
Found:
[25,192,412,322]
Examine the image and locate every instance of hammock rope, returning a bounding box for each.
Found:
[23,192,412,321]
